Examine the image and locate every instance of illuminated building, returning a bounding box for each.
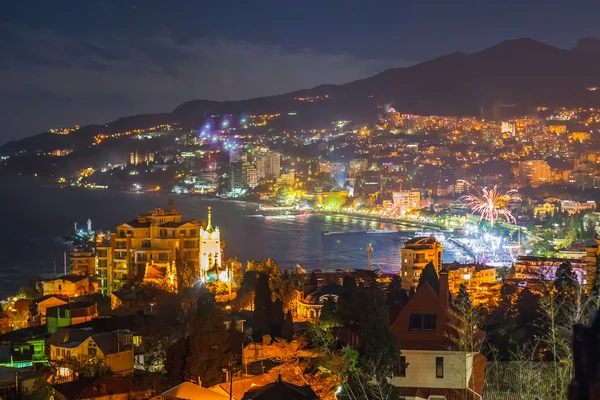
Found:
[256,151,281,179]
[518,160,551,187]
[244,164,258,188]
[349,158,368,177]
[42,275,97,298]
[48,329,134,378]
[501,121,516,136]
[446,264,497,304]
[514,255,596,292]
[561,200,597,215]
[128,150,154,166]
[199,206,221,274]
[97,201,202,294]
[393,190,421,213]
[51,149,73,157]
[533,202,556,218]
[401,237,443,290]
[69,249,97,276]
[278,171,295,186]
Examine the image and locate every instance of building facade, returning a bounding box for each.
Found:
[518,160,551,187]
[401,237,443,290]
[256,152,281,180]
[393,190,421,213]
[389,273,486,399]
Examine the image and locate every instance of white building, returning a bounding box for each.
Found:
[199,206,221,274]
[561,200,597,215]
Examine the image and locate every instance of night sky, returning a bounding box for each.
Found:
[2,0,600,144]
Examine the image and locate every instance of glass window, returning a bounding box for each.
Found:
[88,342,97,357]
[436,357,444,378]
[424,314,437,331]
[409,314,422,331]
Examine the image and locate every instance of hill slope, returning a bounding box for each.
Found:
[4,37,600,155]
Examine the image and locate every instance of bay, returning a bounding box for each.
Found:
[0,178,458,295]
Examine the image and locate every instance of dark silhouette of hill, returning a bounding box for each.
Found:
[3,37,600,155]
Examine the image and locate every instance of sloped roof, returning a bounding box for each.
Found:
[156,382,229,400]
[53,376,143,400]
[304,283,344,304]
[241,375,317,400]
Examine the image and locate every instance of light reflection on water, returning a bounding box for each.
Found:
[0,178,458,293]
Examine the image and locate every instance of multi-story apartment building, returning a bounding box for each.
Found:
[392,190,421,213]
[95,203,220,294]
[518,160,552,187]
[256,151,281,179]
[401,237,443,290]
[69,249,96,276]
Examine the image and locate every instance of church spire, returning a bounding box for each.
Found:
[206,206,213,232]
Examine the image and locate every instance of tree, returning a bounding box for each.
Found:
[555,262,577,299]
[282,311,294,341]
[309,271,318,286]
[185,289,231,387]
[386,275,409,310]
[272,298,285,338]
[251,273,273,338]
[418,262,439,294]
[455,283,471,309]
[237,271,258,310]
[227,322,245,357]
[165,336,188,385]
[342,275,357,291]
[515,287,541,342]
[319,296,341,328]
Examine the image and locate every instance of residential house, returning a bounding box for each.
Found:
[53,375,152,400]
[389,272,487,400]
[241,374,317,400]
[46,303,99,334]
[48,328,134,381]
[43,276,97,298]
[31,295,68,326]
[110,285,177,314]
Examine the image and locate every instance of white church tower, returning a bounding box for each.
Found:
[199,206,221,276]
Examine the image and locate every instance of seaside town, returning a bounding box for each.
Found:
[1,104,600,399]
[6,2,600,396]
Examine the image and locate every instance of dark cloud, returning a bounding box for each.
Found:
[0,25,406,144]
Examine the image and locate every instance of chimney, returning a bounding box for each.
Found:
[439,269,449,309]
[262,335,271,345]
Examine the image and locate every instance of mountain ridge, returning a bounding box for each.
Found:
[3,37,600,155]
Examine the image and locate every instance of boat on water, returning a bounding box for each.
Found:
[258,205,309,216]
[366,228,398,234]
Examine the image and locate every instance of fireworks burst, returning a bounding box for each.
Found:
[461,185,520,227]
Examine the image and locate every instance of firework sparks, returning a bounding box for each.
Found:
[461,185,520,227]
